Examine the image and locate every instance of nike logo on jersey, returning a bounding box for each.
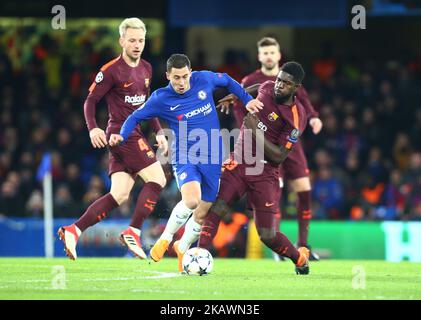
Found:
[170,104,181,111]
[265,202,275,207]
[123,82,134,88]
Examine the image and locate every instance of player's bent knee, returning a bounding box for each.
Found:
[193,208,209,224]
[194,216,205,225]
[291,177,311,192]
[150,175,166,188]
[184,198,200,210]
[259,235,275,247]
[257,229,276,246]
[139,164,167,188]
[212,199,230,218]
[109,191,129,205]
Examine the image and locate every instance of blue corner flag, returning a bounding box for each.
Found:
[36,153,52,182]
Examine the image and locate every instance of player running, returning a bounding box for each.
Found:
[199,62,311,274]
[109,54,263,272]
[218,37,322,260]
[58,18,168,260]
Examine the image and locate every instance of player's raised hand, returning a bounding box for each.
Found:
[243,112,260,131]
[245,99,263,114]
[217,93,237,114]
[309,117,323,135]
[109,134,124,147]
[89,128,108,148]
[155,134,169,156]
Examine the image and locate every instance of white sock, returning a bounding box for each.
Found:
[74,225,82,237]
[178,217,202,253]
[160,200,193,242]
[129,226,141,236]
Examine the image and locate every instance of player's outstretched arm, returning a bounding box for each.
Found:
[244,83,261,98]
[210,72,255,106]
[216,84,261,114]
[245,99,264,114]
[109,134,124,147]
[244,113,290,165]
[216,94,236,114]
[119,111,140,143]
[155,133,169,156]
[119,94,161,143]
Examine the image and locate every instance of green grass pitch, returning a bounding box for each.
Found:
[1,258,420,300]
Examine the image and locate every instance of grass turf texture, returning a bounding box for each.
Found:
[0,258,420,300]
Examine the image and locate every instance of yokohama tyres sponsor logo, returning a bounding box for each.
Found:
[184,102,212,119]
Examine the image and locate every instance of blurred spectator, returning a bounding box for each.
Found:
[0,180,25,216]
[217,49,245,82]
[1,20,421,224]
[404,153,421,220]
[312,167,344,219]
[63,163,84,201]
[312,42,337,84]
[25,190,44,217]
[393,133,412,171]
[366,147,389,183]
[381,169,407,220]
[54,184,80,218]
[357,175,386,220]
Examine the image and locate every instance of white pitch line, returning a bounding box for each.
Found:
[82,270,182,281]
[130,289,188,294]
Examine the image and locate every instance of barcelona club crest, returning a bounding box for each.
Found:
[198,90,207,100]
[268,112,279,121]
[145,78,150,88]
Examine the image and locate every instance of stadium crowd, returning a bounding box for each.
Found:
[1,27,421,221]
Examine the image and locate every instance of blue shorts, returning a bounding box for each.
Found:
[173,163,222,202]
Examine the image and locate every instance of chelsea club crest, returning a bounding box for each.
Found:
[198,90,207,100]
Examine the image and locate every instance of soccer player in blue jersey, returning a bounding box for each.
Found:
[109,54,262,271]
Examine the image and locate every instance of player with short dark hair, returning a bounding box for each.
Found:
[219,37,322,260]
[199,62,311,275]
[166,54,191,71]
[110,53,263,272]
[58,18,168,260]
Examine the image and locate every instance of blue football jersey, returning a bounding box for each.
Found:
[120,70,253,165]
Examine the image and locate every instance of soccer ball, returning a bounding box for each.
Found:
[182,247,214,276]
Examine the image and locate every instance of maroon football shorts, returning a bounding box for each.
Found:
[278,141,310,180]
[108,135,157,179]
[218,157,280,215]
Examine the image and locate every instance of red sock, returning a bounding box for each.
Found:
[297,190,311,247]
[198,210,221,249]
[130,182,162,229]
[75,193,118,232]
